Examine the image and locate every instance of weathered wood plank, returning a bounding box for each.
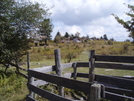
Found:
[95,62,134,70]
[63,73,73,78]
[76,62,89,67]
[29,70,92,93]
[19,72,28,79]
[30,63,73,73]
[27,51,30,70]
[89,50,95,82]
[88,84,101,101]
[105,91,134,101]
[95,55,134,63]
[18,67,28,72]
[105,86,134,97]
[28,84,72,101]
[73,62,77,80]
[65,62,134,70]
[95,74,134,90]
[54,49,64,96]
[26,95,36,101]
[73,73,134,97]
[28,76,35,98]
[76,73,88,78]
[31,66,55,73]
[54,49,62,76]
[34,80,48,86]
[61,63,74,70]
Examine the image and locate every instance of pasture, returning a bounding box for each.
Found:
[0,40,134,101]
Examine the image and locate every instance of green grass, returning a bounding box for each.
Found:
[0,41,134,101]
[0,68,28,101]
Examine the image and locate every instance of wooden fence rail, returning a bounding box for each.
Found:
[26,49,134,101]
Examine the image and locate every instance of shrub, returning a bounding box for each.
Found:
[45,50,54,59]
[107,40,113,45]
[102,46,105,48]
[122,44,128,53]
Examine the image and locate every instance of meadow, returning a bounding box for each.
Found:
[0,40,134,101]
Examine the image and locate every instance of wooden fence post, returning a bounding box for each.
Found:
[88,83,101,101]
[73,62,77,80]
[28,76,35,98]
[27,51,30,70]
[54,49,64,97]
[89,50,95,82]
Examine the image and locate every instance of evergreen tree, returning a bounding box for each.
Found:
[39,19,53,45]
[56,31,61,37]
[112,4,134,42]
[54,31,62,43]
[103,34,108,40]
[64,32,70,38]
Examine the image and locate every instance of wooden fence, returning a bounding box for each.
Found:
[26,49,134,101]
[17,51,30,79]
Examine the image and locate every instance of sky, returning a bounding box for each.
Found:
[31,0,134,41]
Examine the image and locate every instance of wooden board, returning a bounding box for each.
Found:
[26,95,36,101]
[34,80,48,86]
[95,62,134,70]
[19,72,28,79]
[61,63,73,70]
[76,73,88,78]
[95,74,134,90]
[95,55,134,63]
[63,73,73,78]
[105,86,134,97]
[31,66,55,73]
[76,62,89,67]
[105,91,134,101]
[28,84,72,101]
[18,67,28,72]
[75,73,134,97]
[29,70,92,93]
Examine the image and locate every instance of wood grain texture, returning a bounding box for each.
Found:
[95,62,134,70]
[95,55,134,63]
[29,69,92,93]
[95,74,134,90]
[26,95,36,101]
[28,84,72,101]
[31,66,55,73]
[105,86,134,97]
[105,91,134,101]
[34,80,48,86]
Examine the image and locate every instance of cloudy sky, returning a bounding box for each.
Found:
[32,0,134,41]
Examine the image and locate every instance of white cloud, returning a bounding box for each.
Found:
[31,0,134,41]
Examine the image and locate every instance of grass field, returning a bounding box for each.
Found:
[0,40,134,101]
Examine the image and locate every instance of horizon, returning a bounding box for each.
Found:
[31,0,134,42]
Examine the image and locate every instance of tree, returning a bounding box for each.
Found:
[70,34,74,40]
[110,38,114,41]
[112,4,134,42]
[103,34,108,40]
[54,31,62,43]
[64,32,70,38]
[39,19,53,45]
[86,35,90,40]
[0,0,51,72]
[56,31,61,37]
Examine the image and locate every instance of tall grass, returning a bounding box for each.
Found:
[1,40,134,101]
[0,68,28,101]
